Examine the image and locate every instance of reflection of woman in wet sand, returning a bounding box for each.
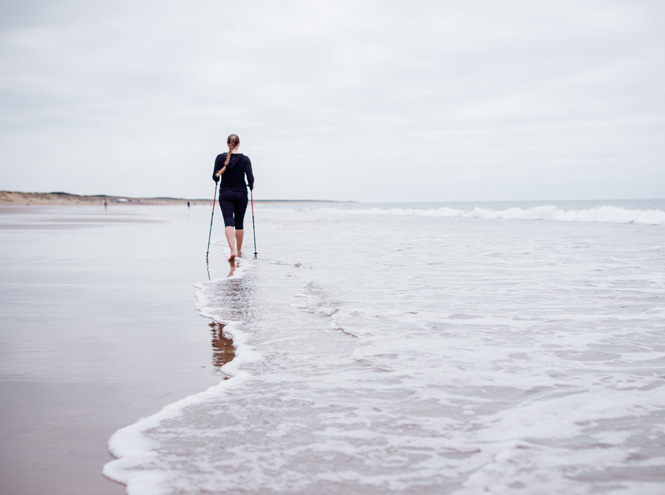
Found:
[212,134,255,261]
[209,322,235,374]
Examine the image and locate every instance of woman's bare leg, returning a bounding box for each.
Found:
[235,229,244,257]
[225,226,237,260]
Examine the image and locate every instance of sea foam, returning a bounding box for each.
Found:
[104,202,665,495]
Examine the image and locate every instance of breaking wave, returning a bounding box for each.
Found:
[315,205,665,225]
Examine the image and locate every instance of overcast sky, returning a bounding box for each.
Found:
[1,0,664,202]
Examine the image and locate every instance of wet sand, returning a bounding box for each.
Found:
[0,204,235,494]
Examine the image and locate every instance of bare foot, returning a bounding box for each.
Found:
[237,250,242,258]
[228,251,236,261]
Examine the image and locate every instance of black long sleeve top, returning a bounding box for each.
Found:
[212,153,254,192]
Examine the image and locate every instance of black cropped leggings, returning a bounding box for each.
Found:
[218,189,248,229]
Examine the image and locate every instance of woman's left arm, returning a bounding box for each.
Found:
[212,155,223,182]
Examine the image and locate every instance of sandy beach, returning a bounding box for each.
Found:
[0,204,234,494]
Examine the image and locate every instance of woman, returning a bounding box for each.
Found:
[212,134,255,260]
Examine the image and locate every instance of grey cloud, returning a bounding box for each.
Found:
[1,0,664,201]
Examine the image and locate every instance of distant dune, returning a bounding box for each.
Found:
[0,191,200,205]
[0,191,348,205]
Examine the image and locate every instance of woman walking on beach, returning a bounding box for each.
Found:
[213,134,255,260]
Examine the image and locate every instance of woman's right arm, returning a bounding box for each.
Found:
[245,157,255,190]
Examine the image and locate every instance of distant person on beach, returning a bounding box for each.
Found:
[212,134,254,261]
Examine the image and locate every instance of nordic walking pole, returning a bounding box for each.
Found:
[250,187,257,258]
[206,181,218,262]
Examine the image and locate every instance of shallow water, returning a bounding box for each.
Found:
[103,200,665,494]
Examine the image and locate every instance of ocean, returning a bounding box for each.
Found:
[97,199,665,494]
